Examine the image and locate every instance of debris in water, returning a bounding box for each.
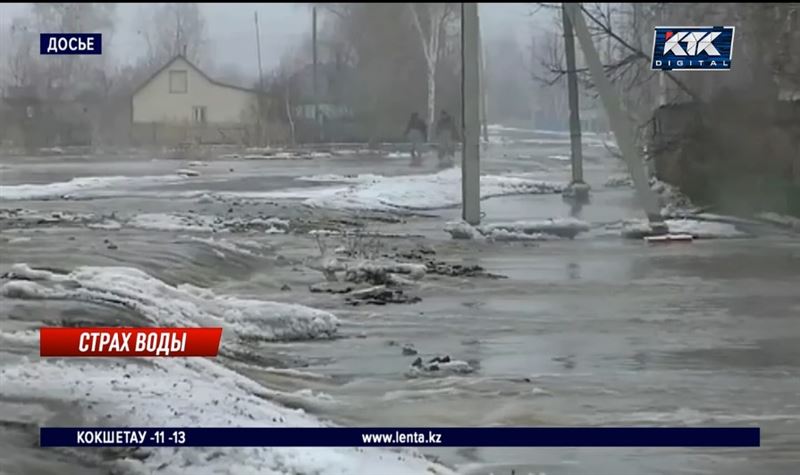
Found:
[401,345,418,356]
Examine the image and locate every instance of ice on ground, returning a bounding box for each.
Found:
[256,168,563,211]
[665,219,747,238]
[481,218,591,239]
[298,173,383,184]
[485,229,555,242]
[175,168,200,177]
[444,220,479,240]
[0,357,453,475]
[2,264,339,342]
[6,236,32,244]
[186,236,260,257]
[616,219,747,239]
[0,175,185,201]
[186,160,208,167]
[605,174,634,188]
[386,152,412,158]
[87,220,122,231]
[127,213,216,232]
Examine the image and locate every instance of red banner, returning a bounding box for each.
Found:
[39,327,223,357]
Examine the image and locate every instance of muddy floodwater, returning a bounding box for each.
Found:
[1,130,799,475]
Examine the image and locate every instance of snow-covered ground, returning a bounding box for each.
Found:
[2,264,339,342]
[0,175,189,201]
[251,168,564,211]
[0,263,455,474]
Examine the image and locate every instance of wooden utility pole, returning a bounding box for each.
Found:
[461,3,481,225]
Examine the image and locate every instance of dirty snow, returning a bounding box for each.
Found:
[604,174,634,188]
[87,220,123,231]
[1,264,339,342]
[256,168,563,211]
[0,354,452,475]
[0,175,186,201]
[175,168,200,177]
[616,219,747,239]
[127,213,216,232]
[444,220,479,240]
[481,218,591,239]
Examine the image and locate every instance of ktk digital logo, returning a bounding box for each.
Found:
[651,26,734,71]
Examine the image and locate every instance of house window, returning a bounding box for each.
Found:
[169,70,188,93]
[193,106,207,123]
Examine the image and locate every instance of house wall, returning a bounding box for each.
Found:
[132,57,257,125]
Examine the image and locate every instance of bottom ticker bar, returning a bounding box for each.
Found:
[40,427,760,448]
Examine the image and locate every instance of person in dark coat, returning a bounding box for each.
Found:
[435,110,458,164]
[404,112,427,161]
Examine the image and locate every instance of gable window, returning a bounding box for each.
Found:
[193,106,207,123]
[169,70,188,93]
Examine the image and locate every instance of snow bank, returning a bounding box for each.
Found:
[265,168,563,211]
[444,220,479,240]
[604,174,634,188]
[616,218,747,239]
[0,175,185,201]
[0,352,452,475]
[444,218,589,241]
[1,264,339,342]
[481,218,591,239]
[1,265,453,473]
[665,218,747,238]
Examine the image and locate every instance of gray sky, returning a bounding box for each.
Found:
[1,3,542,79]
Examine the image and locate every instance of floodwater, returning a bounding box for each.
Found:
[1,130,799,475]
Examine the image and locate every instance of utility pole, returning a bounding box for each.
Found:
[562,3,589,202]
[254,11,265,147]
[254,11,264,91]
[563,3,665,231]
[461,3,481,225]
[312,6,320,142]
[478,21,488,144]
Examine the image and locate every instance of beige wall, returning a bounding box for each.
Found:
[132,57,257,125]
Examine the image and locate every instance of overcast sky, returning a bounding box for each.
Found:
[1,3,544,79]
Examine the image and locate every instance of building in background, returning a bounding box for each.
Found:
[131,54,287,146]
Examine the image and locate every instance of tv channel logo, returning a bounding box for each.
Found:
[40,33,102,55]
[651,26,734,71]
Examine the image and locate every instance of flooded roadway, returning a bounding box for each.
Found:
[1,131,799,475]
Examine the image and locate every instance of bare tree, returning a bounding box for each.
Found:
[407,3,458,139]
[138,3,208,69]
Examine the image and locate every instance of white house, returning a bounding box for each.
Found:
[131,55,270,146]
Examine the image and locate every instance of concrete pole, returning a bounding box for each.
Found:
[461,3,481,225]
[562,3,587,193]
[564,3,664,228]
[312,6,320,142]
[478,21,489,144]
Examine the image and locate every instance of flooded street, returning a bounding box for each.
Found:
[2,129,799,475]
